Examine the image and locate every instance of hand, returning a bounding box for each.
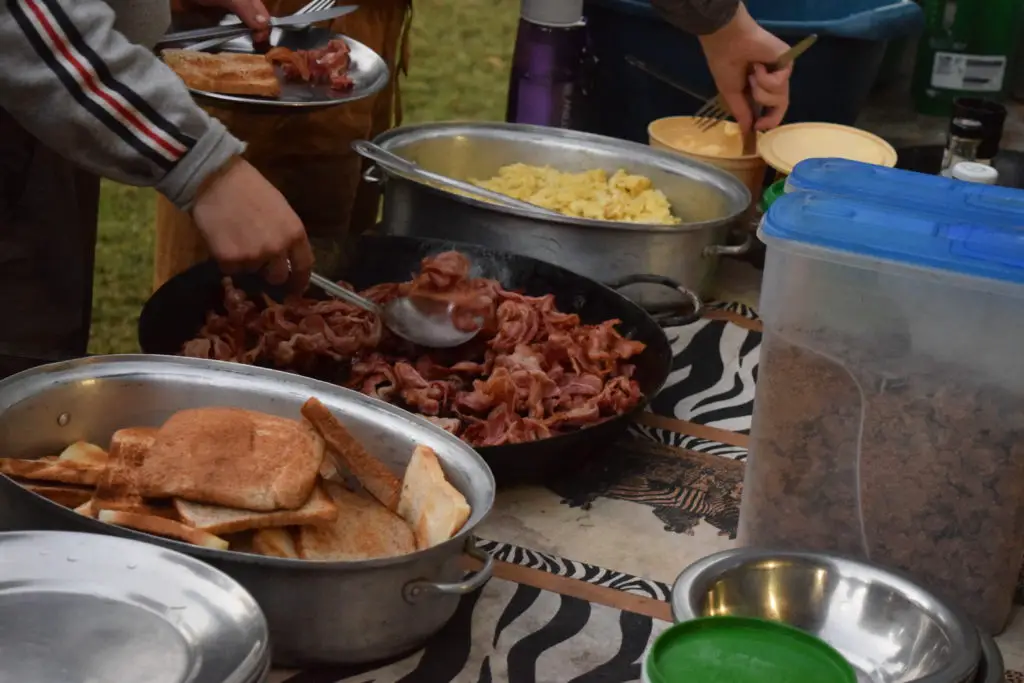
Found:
[186,0,272,42]
[192,158,314,293]
[699,4,792,131]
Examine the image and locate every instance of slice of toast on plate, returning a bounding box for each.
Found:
[163,49,281,98]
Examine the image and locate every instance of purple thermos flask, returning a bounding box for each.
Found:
[506,0,588,129]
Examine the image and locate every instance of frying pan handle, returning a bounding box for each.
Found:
[403,537,494,603]
[606,274,702,327]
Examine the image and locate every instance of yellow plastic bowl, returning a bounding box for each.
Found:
[649,116,766,206]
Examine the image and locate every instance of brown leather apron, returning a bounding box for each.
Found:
[154,0,412,289]
[0,109,100,359]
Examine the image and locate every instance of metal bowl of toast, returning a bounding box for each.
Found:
[0,355,496,666]
[671,549,980,683]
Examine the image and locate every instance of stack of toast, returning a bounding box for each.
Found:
[0,397,471,561]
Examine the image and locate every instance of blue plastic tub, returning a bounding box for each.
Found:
[578,0,923,144]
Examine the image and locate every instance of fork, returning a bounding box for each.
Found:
[186,0,335,52]
[694,34,818,132]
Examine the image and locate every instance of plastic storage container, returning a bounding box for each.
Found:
[740,191,1024,635]
[580,0,923,144]
[785,157,1024,224]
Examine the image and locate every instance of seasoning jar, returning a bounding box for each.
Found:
[951,161,1000,185]
[940,117,984,176]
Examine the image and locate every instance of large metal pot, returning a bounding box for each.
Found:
[361,121,752,307]
[0,355,496,667]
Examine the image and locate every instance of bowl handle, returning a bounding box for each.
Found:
[606,274,703,328]
[403,537,494,603]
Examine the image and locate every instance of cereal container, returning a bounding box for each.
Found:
[739,191,1024,635]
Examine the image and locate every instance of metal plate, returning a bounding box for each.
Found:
[182,29,389,112]
[0,531,269,683]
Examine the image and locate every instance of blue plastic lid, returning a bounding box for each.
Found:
[762,192,1024,285]
[787,158,1024,228]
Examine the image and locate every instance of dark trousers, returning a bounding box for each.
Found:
[0,108,99,360]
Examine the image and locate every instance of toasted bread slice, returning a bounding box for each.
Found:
[98,509,229,550]
[91,427,158,513]
[22,482,95,508]
[296,482,415,561]
[75,500,94,517]
[252,528,300,559]
[58,441,108,467]
[162,49,281,97]
[0,457,101,485]
[174,483,337,535]
[136,407,326,511]
[398,445,471,550]
[301,397,401,511]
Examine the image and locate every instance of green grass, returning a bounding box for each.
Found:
[89,0,519,355]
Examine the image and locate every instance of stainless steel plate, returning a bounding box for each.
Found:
[671,549,980,683]
[0,531,269,683]
[182,29,389,112]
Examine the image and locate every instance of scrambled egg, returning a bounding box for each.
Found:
[470,164,679,225]
[666,121,742,157]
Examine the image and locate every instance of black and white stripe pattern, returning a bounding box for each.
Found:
[10,0,194,170]
[629,423,749,460]
[649,316,760,434]
[477,539,672,602]
[283,578,668,683]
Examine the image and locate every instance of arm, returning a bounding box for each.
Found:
[0,0,245,210]
[649,0,740,36]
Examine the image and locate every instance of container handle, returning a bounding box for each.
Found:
[403,538,494,603]
[606,274,702,327]
[363,164,385,185]
[703,232,753,258]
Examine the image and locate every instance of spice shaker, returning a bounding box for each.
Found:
[951,97,1007,164]
[940,117,984,176]
[505,0,588,129]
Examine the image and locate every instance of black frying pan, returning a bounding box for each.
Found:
[139,235,675,485]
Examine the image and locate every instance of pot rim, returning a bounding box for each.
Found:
[0,354,496,571]
[370,121,751,233]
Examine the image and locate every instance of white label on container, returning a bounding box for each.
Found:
[931,52,1007,92]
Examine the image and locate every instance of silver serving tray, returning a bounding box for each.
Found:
[0,530,269,683]
[184,29,389,112]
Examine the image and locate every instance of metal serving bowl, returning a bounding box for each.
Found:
[976,629,1004,683]
[362,121,752,305]
[671,549,981,683]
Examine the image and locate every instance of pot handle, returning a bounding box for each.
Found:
[403,538,494,603]
[703,231,754,258]
[363,164,385,184]
[606,274,703,328]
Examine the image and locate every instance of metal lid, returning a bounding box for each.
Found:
[521,0,584,26]
[951,161,999,185]
[0,531,269,683]
[758,122,898,176]
[950,117,984,140]
[646,617,857,683]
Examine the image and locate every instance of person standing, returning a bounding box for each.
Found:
[651,0,793,131]
[0,0,313,361]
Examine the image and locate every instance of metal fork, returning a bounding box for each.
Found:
[694,34,818,132]
[186,0,335,52]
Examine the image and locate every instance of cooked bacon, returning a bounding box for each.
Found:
[179,251,646,446]
[265,39,354,91]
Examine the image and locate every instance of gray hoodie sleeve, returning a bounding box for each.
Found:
[650,0,741,36]
[0,0,246,210]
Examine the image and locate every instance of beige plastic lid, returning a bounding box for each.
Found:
[758,122,898,175]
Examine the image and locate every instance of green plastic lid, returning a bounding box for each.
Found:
[760,179,787,213]
[646,617,857,683]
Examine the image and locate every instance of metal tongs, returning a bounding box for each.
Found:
[156,5,358,49]
[351,140,563,220]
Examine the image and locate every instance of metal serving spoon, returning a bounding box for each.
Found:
[351,140,564,219]
[308,272,479,348]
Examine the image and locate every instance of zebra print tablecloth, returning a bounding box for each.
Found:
[270,303,1023,682]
